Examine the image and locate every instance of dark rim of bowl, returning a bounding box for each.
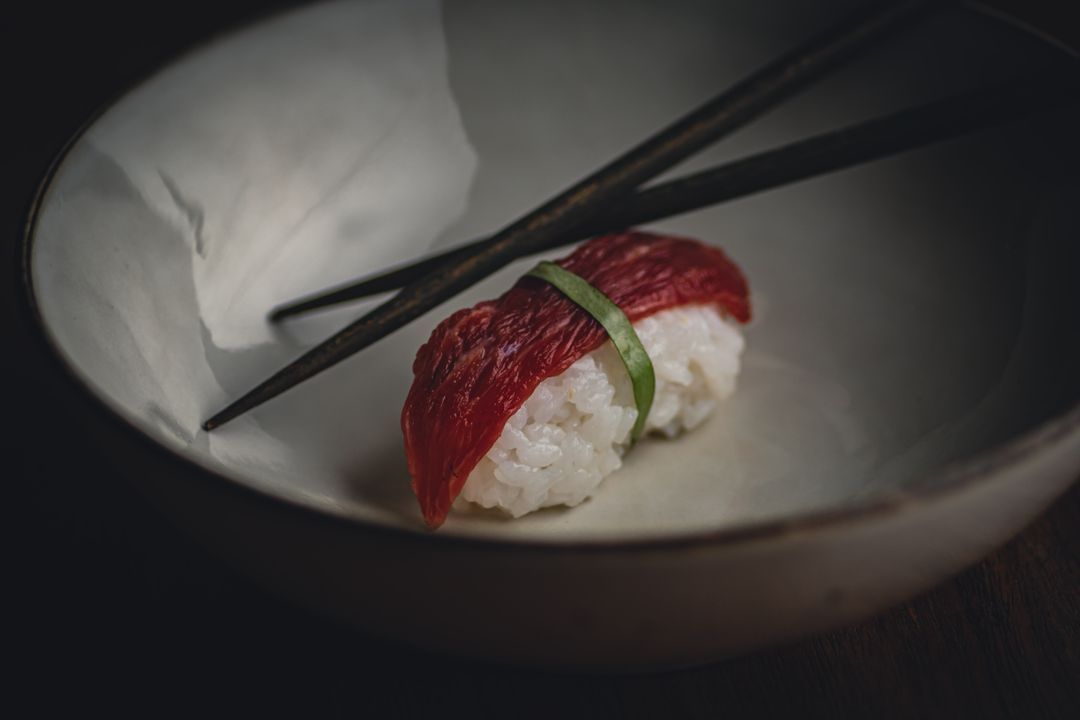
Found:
[17,1,1080,554]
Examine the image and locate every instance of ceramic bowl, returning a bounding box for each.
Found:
[21,0,1080,670]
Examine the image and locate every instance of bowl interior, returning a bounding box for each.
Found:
[29,0,1080,540]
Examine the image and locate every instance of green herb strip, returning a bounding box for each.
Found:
[526,261,655,444]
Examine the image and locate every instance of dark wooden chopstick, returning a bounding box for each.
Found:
[270,71,1079,321]
[204,0,938,431]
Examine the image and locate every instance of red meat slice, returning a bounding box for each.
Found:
[402,231,751,528]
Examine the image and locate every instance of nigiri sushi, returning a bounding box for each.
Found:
[402,231,751,528]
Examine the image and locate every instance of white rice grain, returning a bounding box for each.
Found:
[459,304,744,517]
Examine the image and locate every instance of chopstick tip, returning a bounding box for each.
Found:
[202,406,240,432]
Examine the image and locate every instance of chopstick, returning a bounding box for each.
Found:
[270,72,1079,321]
[203,0,938,431]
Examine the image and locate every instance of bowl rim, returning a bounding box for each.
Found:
[17,0,1080,554]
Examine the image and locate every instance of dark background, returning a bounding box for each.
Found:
[5,1,1079,716]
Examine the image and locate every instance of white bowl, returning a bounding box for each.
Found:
[21,0,1080,670]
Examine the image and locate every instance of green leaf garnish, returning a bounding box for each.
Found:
[526,261,655,443]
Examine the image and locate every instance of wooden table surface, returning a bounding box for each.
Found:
[6,2,1078,716]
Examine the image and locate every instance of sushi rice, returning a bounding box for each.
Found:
[459,304,744,517]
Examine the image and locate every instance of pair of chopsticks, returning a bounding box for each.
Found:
[203,0,1075,431]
